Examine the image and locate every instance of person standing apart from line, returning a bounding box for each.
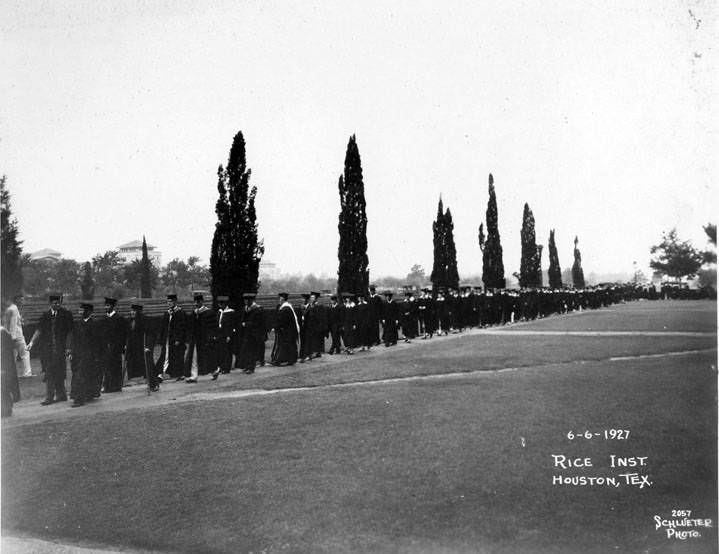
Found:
[102,297,127,393]
[28,294,73,405]
[1,320,21,416]
[156,293,187,382]
[3,294,32,377]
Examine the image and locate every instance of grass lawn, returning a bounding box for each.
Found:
[2,300,717,553]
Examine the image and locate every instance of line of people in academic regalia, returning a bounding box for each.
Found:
[19,283,639,409]
[269,283,645,358]
[22,291,269,408]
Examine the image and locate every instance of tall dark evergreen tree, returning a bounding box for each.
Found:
[337,135,369,296]
[572,236,586,288]
[547,229,562,289]
[431,197,460,291]
[536,244,544,287]
[80,261,95,300]
[481,174,505,290]
[140,235,152,298]
[519,203,540,288]
[445,208,460,290]
[1,176,23,299]
[210,131,264,303]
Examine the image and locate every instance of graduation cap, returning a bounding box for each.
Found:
[278,292,289,300]
[369,284,377,291]
[310,291,321,297]
[216,295,230,302]
[341,292,353,298]
[48,293,63,302]
[404,290,413,296]
[301,293,311,299]
[193,293,204,301]
[130,303,143,311]
[80,303,94,311]
[104,297,117,306]
[167,294,178,301]
[242,292,256,300]
[330,294,338,300]
[383,290,394,297]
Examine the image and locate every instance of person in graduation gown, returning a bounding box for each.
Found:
[70,303,102,406]
[125,303,159,390]
[101,297,128,393]
[184,293,218,383]
[28,294,74,405]
[212,295,236,379]
[271,292,299,366]
[355,293,373,351]
[154,293,187,382]
[297,294,311,362]
[435,289,451,335]
[327,295,344,354]
[381,291,399,347]
[303,292,327,360]
[419,288,437,339]
[341,293,358,354]
[400,290,419,342]
[237,292,265,374]
[367,285,383,346]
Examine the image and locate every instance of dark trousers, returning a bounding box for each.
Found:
[103,349,124,392]
[329,329,342,354]
[42,351,67,401]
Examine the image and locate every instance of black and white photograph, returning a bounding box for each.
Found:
[1,1,717,552]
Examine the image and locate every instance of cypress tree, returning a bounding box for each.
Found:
[431,197,445,291]
[1,177,23,298]
[431,197,460,291]
[140,235,152,298]
[210,131,264,303]
[547,229,562,289]
[80,261,95,300]
[572,236,586,288]
[536,244,544,287]
[444,208,459,290]
[482,174,505,290]
[519,203,539,288]
[337,135,369,296]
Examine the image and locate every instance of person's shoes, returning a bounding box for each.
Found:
[56,395,68,402]
[156,374,164,383]
[175,377,185,382]
[20,373,33,378]
[71,401,84,408]
[211,369,220,381]
[40,399,54,406]
[150,385,160,392]
[185,378,198,384]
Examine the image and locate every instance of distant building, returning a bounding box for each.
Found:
[117,240,162,267]
[29,248,62,262]
[259,260,280,279]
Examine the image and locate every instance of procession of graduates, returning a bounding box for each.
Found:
[13,282,635,411]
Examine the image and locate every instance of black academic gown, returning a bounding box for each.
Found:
[271,304,298,365]
[72,316,102,402]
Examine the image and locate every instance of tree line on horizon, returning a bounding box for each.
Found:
[1,136,716,304]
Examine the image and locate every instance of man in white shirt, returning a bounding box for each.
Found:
[3,294,32,377]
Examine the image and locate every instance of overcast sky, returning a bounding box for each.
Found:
[2,1,716,280]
